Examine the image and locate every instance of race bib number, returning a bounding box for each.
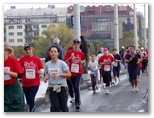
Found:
[4,67,11,80]
[71,63,79,73]
[104,65,110,71]
[26,69,35,79]
[49,68,59,76]
[113,62,118,67]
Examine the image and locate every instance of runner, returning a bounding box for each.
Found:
[140,47,147,73]
[96,47,104,87]
[98,48,114,94]
[66,45,74,103]
[63,39,85,110]
[19,44,44,112]
[112,49,122,85]
[123,47,131,82]
[43,45,71,112]
[88,55,99,93]
[125,45,141,92]
[4,42,25,112]
[120,46,126,69]
[136,48,143,82]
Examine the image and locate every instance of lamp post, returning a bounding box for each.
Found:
[144,4,147,48]
[134,4,138,49]
[73,4,81,41]
[114,4,119,52]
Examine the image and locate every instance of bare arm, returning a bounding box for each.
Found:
[52,70,71,80]
[4,68,18,78]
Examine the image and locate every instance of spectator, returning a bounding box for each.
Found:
[45,38,65,63]
[80,35,90,73]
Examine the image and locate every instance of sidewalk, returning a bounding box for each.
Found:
[24,69,127,111]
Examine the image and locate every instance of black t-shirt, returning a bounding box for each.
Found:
[126,53,141,67]
[113,54,122,67]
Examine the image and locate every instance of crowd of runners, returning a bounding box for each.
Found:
[4,36,148,112]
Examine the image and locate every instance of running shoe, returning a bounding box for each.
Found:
[106,90,110,94]
[135,87,139,92]
[70,98,75,103]
[131,88,135,92]
[76,105,80,110]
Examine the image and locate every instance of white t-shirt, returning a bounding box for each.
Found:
[96,53,104,61]
[44,59,69,84]
[88,61,99,74]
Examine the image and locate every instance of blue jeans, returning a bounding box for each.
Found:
[23,86,39,112]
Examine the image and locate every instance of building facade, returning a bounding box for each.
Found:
[4,4,144,47]
[68,5,144,47]
[4,5,68,46]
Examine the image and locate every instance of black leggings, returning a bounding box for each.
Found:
[113,66,120,78]
[49,87,68,112]
[23,86,39,112]
[128,66,139,81]
[102,71,111,87]
[66,79,74,98]
[70,74,82,105]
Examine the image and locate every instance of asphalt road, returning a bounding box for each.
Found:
[35,73,148,113]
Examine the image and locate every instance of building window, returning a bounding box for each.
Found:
[9,32,14,36]
[17,26,22,29]
[33,25,38,29]
[9,39,14,43]
[17,39,23,42]
[42,25,47,28]
[8,26,14,29]
[17,32,22,36]
[25,19,30,23]
[58,18,66,23]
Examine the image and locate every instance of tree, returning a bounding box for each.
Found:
[28,24,74,58]
[119,30,143,50]
[31,37,51,58]
[87,40,95,56]
[12,46,24,59]
[41,24,74,53]
[93,40,108,54]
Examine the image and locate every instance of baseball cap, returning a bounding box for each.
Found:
[24,44,32,50]
[121,46,124,49]
[103,48,108,51]
[73,39,81,44]
[4,42,11,50]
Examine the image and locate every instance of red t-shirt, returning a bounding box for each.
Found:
[63,50,85,76]
[19,55,44,87]
[98,55,114,71]
[4,56,23,86]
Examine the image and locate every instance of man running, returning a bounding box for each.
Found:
[125,45,141,92]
